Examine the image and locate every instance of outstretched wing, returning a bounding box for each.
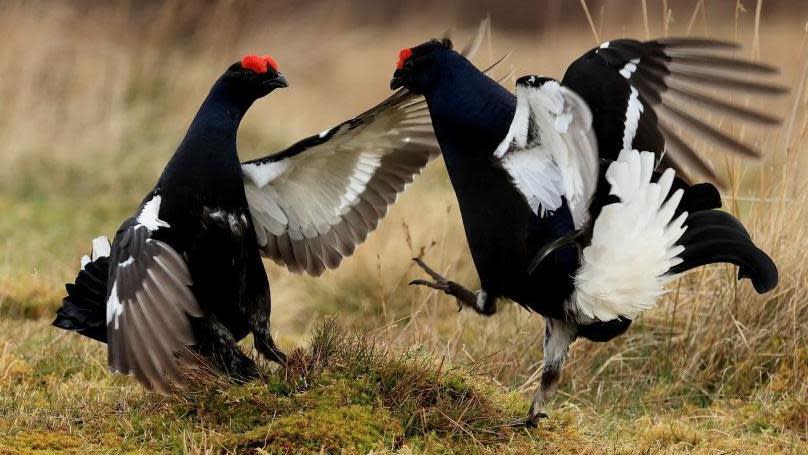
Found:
[242,19,503,276]
[494,77,599,229]
[106,194,203,393]
[562,38,786,183]
[242,89,439,276]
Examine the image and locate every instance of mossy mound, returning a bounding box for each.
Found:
[164,320,563,453]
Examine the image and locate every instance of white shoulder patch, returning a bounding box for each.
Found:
[137,195,170,231]
[207,208,247,236]
[495,80,598,225]
[242,160,291,188]
[494,87,531,158]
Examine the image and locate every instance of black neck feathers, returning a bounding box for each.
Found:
[424,53,515,154]
[158,75,255,196]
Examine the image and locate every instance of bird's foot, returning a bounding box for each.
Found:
[258,345,287,367]
[255,337,288,366]
[409,258,477,310]
[216,351,260,384]
[234,361,260,383]
[508,411,548,428]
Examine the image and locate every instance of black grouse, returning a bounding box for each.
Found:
[52,53,445,392]
[390,36,783,425]
[53,28,498,393]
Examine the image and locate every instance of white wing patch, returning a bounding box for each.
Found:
[106,281,123,328]
[495,79,599,228]
[241,26,507,276]
[573,149,688,321]
[622,86,645,150]
[105,227,202,394]
[242,160,291,188]
[618,58,641,79]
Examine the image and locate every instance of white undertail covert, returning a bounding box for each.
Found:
[573,149,688,321]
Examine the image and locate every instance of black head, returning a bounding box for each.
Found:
[220,54,288,101]
[389,38,456,95]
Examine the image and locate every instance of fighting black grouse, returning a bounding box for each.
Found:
[391,36,783,425]
[52,53,446,392]
[53,26,499,393]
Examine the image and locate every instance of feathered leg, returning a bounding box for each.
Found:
[515,317,576,427]
[245,257,286,364]
[249,307,286,365]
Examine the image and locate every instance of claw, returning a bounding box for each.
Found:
[409,257,479,312]
[508,411,547,428]
[409,279,448,291]
[412,257,448,282]
[507,417,537,428]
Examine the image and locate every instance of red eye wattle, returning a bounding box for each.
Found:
[241,54,268,73]
[396,48,413,70]
[241,54,279,74]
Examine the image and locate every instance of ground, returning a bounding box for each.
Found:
[0,319,804,454]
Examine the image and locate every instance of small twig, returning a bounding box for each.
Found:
[579,0,601,45]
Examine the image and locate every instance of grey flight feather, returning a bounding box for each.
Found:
[107,224,202,394]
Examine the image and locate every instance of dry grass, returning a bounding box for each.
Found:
[0,0,806,453]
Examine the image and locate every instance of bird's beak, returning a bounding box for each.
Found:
[390,70,404,90]
[266,73,289,89]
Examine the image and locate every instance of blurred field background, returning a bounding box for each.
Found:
[0,0,806,453]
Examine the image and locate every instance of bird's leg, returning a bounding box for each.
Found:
[513,317,576,427]
[409,258,497,315]
[193,316,259,382]
[248,310,287,365]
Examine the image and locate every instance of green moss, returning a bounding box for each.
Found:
[227,404,403,453]
[0,431,82,452]
[176,381,294,433]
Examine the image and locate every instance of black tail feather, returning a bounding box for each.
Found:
[671,210,778,294]
[53,256,109,343]
[677,180,722,213]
